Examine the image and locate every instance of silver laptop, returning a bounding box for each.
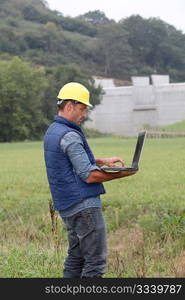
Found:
[101,131,146,172]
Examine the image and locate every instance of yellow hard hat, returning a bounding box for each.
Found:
[57,82,92,107]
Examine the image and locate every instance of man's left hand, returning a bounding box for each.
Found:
[96,157,125,167]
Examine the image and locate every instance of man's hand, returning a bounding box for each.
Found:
[119,169,138,177]
[96,157,125,167]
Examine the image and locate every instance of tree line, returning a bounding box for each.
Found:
[1,0,185,82]
[1,0,185,141]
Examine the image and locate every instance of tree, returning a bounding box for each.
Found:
[97,23,134,78]
[0,57,48,141]
[42,22,64,52]
[121,15,164,71]
[0,25,21,54]
[121,15,185,80]
[1,1,185,82]
[57,16,97,37]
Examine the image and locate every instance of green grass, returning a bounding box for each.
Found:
[161,120,185,131]
[0,137,185,277]
[145,120,185,132]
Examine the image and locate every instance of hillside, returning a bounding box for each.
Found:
[1,0,185,81]
[0,0,102,76]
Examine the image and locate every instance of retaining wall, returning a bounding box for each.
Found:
[85,75,185,136]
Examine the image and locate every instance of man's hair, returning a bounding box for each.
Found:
[57,100,69,111]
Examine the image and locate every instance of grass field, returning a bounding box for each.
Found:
[161,120,185,131]
[0,136,185,278]
[145,119,185,132]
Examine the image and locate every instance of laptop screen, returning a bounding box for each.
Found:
[131,131,146,169]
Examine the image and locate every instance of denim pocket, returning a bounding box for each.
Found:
[75,208,95,237]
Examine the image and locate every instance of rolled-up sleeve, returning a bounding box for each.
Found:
[60,131,100,181]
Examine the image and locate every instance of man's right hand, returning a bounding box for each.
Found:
[118,170,138,177]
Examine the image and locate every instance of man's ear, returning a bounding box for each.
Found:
[65,101,73,112]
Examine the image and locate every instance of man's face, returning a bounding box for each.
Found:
[70,103,88,125]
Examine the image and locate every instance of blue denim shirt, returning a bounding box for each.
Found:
[59,131,101,217]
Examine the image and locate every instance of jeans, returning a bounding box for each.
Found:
[60,207,107,278]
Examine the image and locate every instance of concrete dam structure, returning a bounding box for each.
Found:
[85,75,185,136]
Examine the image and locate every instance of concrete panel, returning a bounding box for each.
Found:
[151,74,170,85]
[131,76,150,86]
[132,86,154,105]
[85,76,185,137]
[93,77,115,88]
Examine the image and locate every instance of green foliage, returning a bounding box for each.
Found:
[1,0,185,142]
[58,16,97,37]
[0,57,103,141]
[97,23,134,78]
[1,0,185,81]
[22,4,45,22]
[121,15,185,80]
[160,212,185,238]
[0,57,48,141]
[23,22,64,53]
[0,24,22,54]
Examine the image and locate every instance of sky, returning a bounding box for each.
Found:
[46,0,185,33]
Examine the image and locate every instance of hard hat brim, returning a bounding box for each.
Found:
[77,100,93,107]
[57,98,93,107]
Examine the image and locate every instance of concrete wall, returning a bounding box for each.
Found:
[85,75,185,136]
[154,83,185,126]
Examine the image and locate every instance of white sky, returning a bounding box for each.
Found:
[46,0,185,33]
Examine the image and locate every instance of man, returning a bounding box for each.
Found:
[44,82,137,278]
